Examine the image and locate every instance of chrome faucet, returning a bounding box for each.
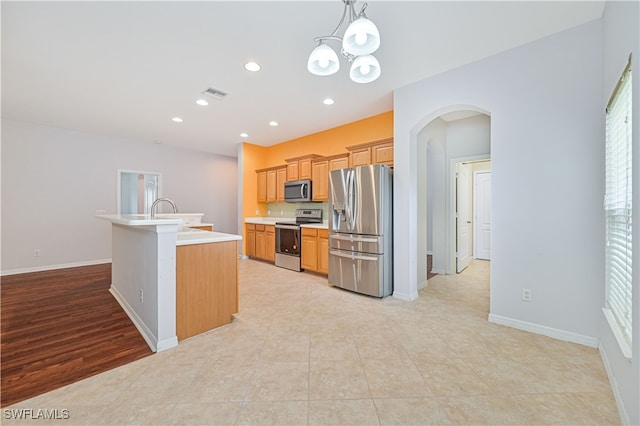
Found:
[150,198,178,218]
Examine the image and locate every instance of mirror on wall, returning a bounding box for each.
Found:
[117,170,161,214]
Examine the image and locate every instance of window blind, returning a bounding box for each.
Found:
[604,57,632,351]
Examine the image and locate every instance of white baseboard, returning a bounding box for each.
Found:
[488,313,599,348]
[109,286,159,353]
[598,341,631,425]
[1,259,112,276]
[392,290,419,302]
[430,268,446,275]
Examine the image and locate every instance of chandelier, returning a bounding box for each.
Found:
[307,0,381,84]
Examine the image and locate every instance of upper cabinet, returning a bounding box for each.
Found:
[311,153,349,201]
[256,165,286,203]
[346,138,394,167]
[285,154,321,181]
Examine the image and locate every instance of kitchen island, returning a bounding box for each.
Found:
[98,214,241,351]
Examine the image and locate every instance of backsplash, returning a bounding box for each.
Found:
[266,202,328,220]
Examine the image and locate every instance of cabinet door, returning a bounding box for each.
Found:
[265,226,275,262]
[299,158,313,180]
[318,229,329,274]
[372,142,394,165]
[301,228,318,271]
[266,169,277,202]
[329,156,349,171]
[255,230,266,260]
[257,171,267,203]
[276,167,287,202]
[350,148,371,167]
[246,225,256,257]
[312,161,328,201]
[287,161,299,182]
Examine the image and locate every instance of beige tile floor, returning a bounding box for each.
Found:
[5,259,620,425]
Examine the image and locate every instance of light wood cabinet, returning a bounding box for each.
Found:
[311,153,349,202]
[256,171,267,202]
[265,225,275,262]
[245,223,275,263]
[189,225,213,231]
[318,229,329,274]
[349,146,372,167]
[311,160,329,201]
[346,138,394,167]
[301,227,328,275]
[276,167,287,202]
[301,228,318,271]
[285,154,321,181]
[266,169,277,202]
[255,224,266,259]
[246,224,256,257]
[176,240,238,341]
[257,165,286,203]
[329,154,349,170]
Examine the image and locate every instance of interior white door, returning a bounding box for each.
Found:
[456,163,472,273]
[474,171,491,260]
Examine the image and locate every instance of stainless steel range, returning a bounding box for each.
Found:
[275,209,322,272]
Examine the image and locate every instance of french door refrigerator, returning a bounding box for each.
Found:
[328,164,393,297]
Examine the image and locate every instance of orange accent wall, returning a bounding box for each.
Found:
[240,110,393,253]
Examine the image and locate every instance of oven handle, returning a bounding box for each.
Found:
[330,250,378,261]
[276,224,300,230]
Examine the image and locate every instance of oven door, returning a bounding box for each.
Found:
[276,224,301,256]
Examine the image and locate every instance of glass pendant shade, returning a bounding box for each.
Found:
[307,43,340,76]
[342,16,380,56]
[350,54,381,83]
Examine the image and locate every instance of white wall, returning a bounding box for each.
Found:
[1,118,238,274]
[600,1,640,424]
[394,19,604,339]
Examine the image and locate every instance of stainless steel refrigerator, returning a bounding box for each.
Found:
[328,164,392,297]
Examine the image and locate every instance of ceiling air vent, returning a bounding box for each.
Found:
[202,87,228,100]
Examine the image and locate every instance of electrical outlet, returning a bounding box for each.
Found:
[33,249,40,257]
[280,210,284,216]
[268,210,271,216]
[522,288,532,302]
[139,289,144,303]
[255,209,260,215]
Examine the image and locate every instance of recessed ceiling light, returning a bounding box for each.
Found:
[244,61,261,72]
[323,98,335,105]
[195,98,209,106]
[172,117,183,123]
[240,133,249,138]
[269,121,279,127]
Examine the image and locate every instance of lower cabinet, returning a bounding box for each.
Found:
[245,223,275,263]
[176,240,238,341]
[301,227,329,275]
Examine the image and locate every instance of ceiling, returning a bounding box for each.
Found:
[1,1,604,158]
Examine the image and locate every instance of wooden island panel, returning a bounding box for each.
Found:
[176,240,238,341]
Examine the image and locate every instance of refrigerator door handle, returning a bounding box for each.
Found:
[345,169,353,231]
[330,234,378,243]
[351,171,357,230]
[330,249,379,261]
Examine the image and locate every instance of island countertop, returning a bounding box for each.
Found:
[176,230,242,246]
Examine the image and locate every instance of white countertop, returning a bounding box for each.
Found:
[244,217,289,224]
[300,223,329,230]
[244,217,328,230]
[97,214,183,226]
[176,230,242,246]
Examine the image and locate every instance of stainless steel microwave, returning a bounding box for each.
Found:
[284,180,312,203]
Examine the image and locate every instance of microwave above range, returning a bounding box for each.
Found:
[284,180,312,203]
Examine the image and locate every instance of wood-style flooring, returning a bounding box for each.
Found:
[1,264,152,407]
